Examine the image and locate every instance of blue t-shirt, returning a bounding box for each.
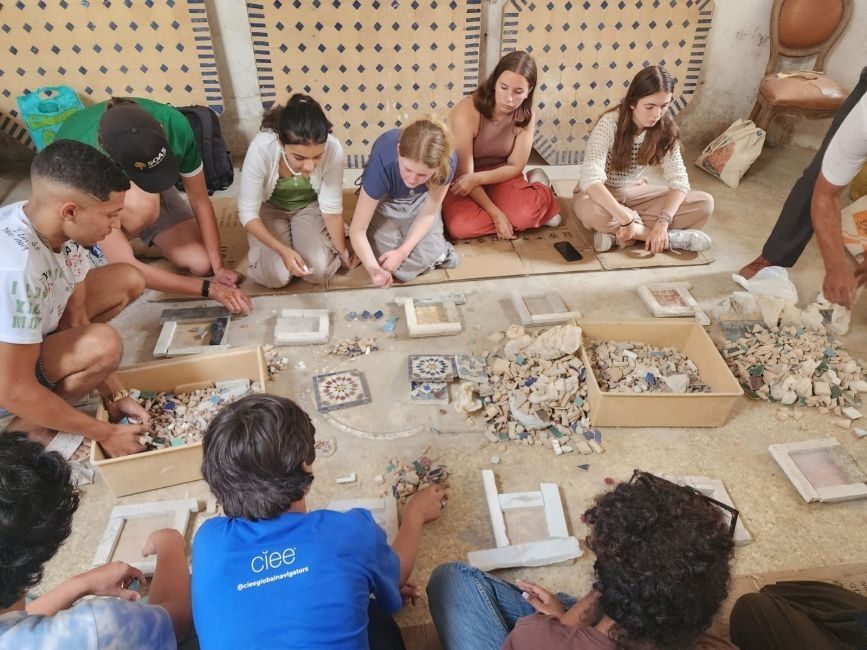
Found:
[0,598,174,650]
[192,509,402,650]
[361,129,457,200]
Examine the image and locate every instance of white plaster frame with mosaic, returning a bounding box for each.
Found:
[660,474,752,546]
[511,291,582,326]
[468,470,582,571]
[274,309,330,345]
[769,438,867,504]
[92,499,200,575]
[153,318,232,358]
[401,298,462,338]
[327,497,399,543]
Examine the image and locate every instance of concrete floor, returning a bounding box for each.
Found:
[3,143,867,636]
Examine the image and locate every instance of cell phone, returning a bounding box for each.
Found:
[554,241,584,262]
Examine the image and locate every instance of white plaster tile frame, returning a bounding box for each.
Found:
[662,474,753,546]
[153,319,232,357]
[636,282,710,325]
[470,469,582,571]
[92,498,200,574]
[274,309,330,345]
[511,291,582,326]
[327,497,399,543]
[769,437,867,504]
[402,299,462,337]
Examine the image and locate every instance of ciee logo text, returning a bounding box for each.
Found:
[250,547,297,573]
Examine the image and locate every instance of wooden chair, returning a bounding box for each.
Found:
[749,0,853,134]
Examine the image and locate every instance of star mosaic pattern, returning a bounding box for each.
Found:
[408,355,458,382]
[0,0,224,147]
[502,0,714,164]
[312,369,372,412]
[246,0,482,167]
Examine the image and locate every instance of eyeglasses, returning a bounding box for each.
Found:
[629,469,740,539]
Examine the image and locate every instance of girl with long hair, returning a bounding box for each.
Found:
[237,93,358,288]
[443,51,561,240]
[349,116,459,287]
[573,66,714,253]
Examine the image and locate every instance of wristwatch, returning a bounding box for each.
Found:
[103,388,130,408]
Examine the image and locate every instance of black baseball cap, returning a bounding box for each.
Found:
[98,102,180,193]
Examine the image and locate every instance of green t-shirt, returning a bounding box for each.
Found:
[56,97,202,175]
[268,175,317,212]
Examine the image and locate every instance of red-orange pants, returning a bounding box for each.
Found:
[442,176,560,240]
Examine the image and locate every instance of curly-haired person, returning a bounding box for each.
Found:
[427,471,736,650]
[0,433,191,649]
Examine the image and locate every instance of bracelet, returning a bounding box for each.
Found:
[201,279,211,298]
[658,210,674,225]
[619,216,636,227]
[103,388,130,408]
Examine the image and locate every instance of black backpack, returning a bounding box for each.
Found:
[174,105,233,195]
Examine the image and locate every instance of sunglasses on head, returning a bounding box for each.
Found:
[629,469,740,539]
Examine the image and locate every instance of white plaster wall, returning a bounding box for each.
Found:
[678,0,867,149]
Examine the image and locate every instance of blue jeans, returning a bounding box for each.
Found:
[426,562,577,650]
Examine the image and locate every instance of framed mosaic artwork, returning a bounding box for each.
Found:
[312,369,371,412]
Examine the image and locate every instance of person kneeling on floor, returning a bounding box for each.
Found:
[427,470,736,650]
[0,433,191,649]
[0,140,151,458]
[573,65,714,254]
[192,394,447,650]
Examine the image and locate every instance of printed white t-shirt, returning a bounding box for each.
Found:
[822,93,867,187]
[0,202,75,343]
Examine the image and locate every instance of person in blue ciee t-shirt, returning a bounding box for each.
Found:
[192,394,448,650]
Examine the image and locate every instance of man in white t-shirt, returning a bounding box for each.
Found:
[812,93,867,308]
[0,140,149,457]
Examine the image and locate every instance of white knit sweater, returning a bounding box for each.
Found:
[237,131,344,226]
[579,112,691,194]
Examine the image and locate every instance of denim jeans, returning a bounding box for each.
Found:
[426,562,577,650]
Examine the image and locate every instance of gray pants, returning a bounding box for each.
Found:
[762,66,867,266]
[368,193,458,282]
[246,201,340,287]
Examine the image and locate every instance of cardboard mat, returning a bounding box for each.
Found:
[501,0,714,164]
[144,187,714,302]
[0,1,223,147]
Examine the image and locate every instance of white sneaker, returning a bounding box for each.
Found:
[667,229,712,252]
[593,231,614,252]
[544,213,562,228]
[526,168,552,188]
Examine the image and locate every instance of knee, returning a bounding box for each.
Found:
[185,256,214,278]
[116,263,146,302]
[691,191,715,220]
[730,592,771,631]
[126,189,160,224]
[572,195,611,231]
[82,324,123,371]
[305,268,332,285]
[427,562,472,600]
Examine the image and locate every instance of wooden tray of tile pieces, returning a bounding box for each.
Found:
[501,0,714,164]
[0,0,224,148]
[245,0,483,168]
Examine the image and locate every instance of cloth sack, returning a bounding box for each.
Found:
[16,86,84,150]
[695,119,766,189]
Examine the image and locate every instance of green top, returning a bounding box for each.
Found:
[267,175,317,212]
[56,97,202,175]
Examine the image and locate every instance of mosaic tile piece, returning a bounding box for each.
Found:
[455,354,489,383]
[408,355,457,382]
[410,380,449,404]
[312,369,371,412]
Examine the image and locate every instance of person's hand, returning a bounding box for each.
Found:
[450,173,480,197]
[823,265,857,308]
[491,212,516,240]
[78,561,146,601]
[400,581,421,607]
[213,266,240,288]
[100,422,148,458]
[141,528,186,558]
[515,579,567,619]
[644,220,670,253]
[403,484,447,526]
[209,282,254,316]
[338,248,361,270]
[378,248,408,273]
[368,265,394,288]
[280,247,314,277]
[108,396,150,426]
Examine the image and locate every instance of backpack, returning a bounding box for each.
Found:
[174,105,234,195]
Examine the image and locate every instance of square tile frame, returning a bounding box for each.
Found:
[511,291,582,326]
[312,369,372,413]
[408,355,458,382]
[274,309,330,345]
[769,437,867,504]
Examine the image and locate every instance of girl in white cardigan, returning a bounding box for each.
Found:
[238,94,358,287]
[572,66,714,254]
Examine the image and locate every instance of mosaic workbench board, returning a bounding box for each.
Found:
[246,0,482,168]
[0,0,224,147]
[502,0,714,164]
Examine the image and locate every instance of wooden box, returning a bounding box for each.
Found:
[579,320,743,427]
[90,346,268,497]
